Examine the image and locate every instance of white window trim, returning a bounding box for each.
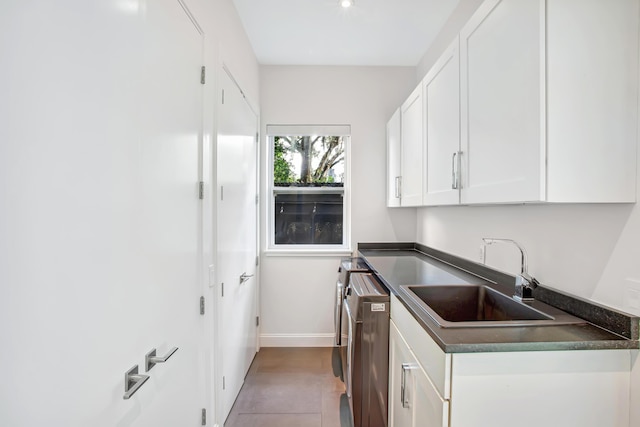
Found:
[265,126,351,254]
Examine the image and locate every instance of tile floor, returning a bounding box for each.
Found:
[224,347,353,427]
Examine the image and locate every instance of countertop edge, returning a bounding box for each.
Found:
[358,242,640,353]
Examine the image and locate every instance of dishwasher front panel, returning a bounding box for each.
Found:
[362,301,390,427]
[343,273,389,427]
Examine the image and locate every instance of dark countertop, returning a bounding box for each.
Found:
[358,243,640,353]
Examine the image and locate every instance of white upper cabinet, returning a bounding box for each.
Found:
[460,0,543,204]
[400,84,425,206]
[458,0,638,204]
[423,37,461,206]
[544,0,638,202]
[391,0,638,207]
[387,108,402,207]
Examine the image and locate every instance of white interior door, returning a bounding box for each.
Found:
[217,69,259,421]
[0,0,206,425]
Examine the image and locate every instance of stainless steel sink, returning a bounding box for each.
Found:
[400,284,585,328]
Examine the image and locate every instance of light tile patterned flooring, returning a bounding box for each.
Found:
[224,347,353,427]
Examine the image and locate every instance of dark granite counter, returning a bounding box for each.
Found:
[358,243,640,353]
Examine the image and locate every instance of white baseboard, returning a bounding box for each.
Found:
[260,333,335,347]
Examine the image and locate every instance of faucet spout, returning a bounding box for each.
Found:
[480,238,537,301]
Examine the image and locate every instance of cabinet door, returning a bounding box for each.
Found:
[389,321,414,427]
[460,0,543,204]
[412,366,449,427]
[387,108,402,207]
[389,321,449,427]
[545,0,638,203]
[424,37,461,206]
[400,84,424,206]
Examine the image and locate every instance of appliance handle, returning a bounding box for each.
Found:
[344,301,356,400]
[343,299,354,323]
[334,280,344,346]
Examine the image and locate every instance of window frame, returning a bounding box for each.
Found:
[265,125,351,254]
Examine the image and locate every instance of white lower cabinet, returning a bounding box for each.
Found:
[389,321,449,427]
[389,295,631,427]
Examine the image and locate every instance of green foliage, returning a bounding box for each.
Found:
[273,137,294,183]
[273,135,345,184]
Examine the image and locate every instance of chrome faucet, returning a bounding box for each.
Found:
[481,238,538,301]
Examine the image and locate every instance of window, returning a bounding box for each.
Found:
[267,125,350,251]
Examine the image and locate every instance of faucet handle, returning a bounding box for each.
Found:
[514,273,538,301]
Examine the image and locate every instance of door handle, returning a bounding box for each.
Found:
[123,365,150,400]
[240,272,254,284]
[145,347,178,372]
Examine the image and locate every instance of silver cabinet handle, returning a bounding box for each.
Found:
[145,347,178,372]
[400,363,416,408]
[240,272,254,284]
[395,176,402,199]
[451,152,458,190]
[451,151,462,190]
[123,365,150,400]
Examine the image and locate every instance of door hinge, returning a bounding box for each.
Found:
[200,66,206,85]
[201,408,206,426]
[256,316,260,327]
[255,132,259,143]
[221,89,225,105]
[255,194,259,205]
[221,282,224,297]
[255,256,259,267]
[222,376,226,390]
[220,185,224,201]
[200,296,205,315]
[198,181,204,200]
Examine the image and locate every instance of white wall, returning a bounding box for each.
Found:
[258,65,417,346]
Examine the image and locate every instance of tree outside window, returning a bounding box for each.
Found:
[270,133,348,248]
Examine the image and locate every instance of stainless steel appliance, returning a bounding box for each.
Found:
[334,258,370,346]
[341,272,390,427]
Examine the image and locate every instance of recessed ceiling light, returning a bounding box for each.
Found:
[340,0,354,8]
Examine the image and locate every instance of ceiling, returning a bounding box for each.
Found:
[231,0,461,66]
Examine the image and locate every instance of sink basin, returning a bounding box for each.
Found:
[400,284,576,328]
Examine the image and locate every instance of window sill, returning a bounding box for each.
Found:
[264,248,354,257]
